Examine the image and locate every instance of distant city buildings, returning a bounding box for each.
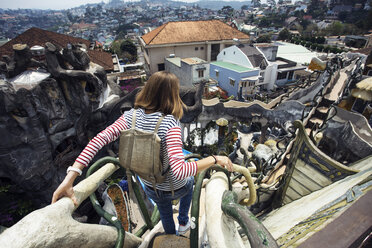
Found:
[0,28,115,72]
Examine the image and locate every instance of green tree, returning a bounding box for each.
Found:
[316,36,326,44]
[328,21,344,36]
[258,17,271,28]
[294,10,305,18]
[300,19,311,30]
[221,5,234,16]
[120,39,137,62]
[116,24,136,35]
[302,24,318,38]
[246,14,255,24]
[110,39,138,63]
[116,31,126,40]
[278,28,291,41]
[256,34,272,43]
[110,40,122,57]
[307,0,327,19]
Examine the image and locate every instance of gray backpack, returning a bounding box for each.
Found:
[119,109,173,194]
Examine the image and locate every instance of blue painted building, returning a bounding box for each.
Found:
[210,61,260,99]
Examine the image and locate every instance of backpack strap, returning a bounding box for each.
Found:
[133,109,164,132]
[153,114,166,197]
[131,109,137,129]
[154,114,165,133]
[152,114,175,196]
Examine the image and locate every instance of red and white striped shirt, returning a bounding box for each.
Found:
[76,108,197,191]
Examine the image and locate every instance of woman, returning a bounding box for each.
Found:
[52,71,233,235]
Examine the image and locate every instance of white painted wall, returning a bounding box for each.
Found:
[165,58,209,86]
[216,46,253,68]
[147,45,208,74]
[263,63,278,91]
[191,64,210,84]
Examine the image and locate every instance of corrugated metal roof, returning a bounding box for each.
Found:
[276,42,319,65]
[211,61,252,72]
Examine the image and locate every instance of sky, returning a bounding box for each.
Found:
[0,0,258,10]
[0,0,108,10]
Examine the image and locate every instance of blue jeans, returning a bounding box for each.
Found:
[143,177,194,234]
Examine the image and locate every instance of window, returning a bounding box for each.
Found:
[195,47,199,51]
[200,47,204,50]
[277,71,288,80]
[229,78,235,86]
[198,70,204,78]
[224,51,226,55]
[157,63,165,71]
[288,71,294,80]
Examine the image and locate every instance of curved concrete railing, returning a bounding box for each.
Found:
[0,163,142,248]
[205,172,278,248]
[334,106,372,146]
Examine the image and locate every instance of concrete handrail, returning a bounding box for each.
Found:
[233,163,257,206]
[0,162,142,248]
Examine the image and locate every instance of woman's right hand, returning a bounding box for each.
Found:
[51,174,78,206]
[215,155,234,172]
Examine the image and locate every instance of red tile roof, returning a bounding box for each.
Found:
[88,49,114,71]
[141,20,250,45]
[0,27,113,71]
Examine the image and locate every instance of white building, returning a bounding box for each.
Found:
[216,43,306,93]
[165,57,209,87]
[275,41,320,65]
[139,20,250,74]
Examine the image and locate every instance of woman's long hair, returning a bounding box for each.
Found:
[135,71,185,119]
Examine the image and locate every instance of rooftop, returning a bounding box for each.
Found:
[182,57,206,65]
[211,61,252,72]
[238,44,267,68]
[166,57,181,67]
[0,28,114,71]
[141,20,250,45]
[275,41,319,65]
[166,57,207,67]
